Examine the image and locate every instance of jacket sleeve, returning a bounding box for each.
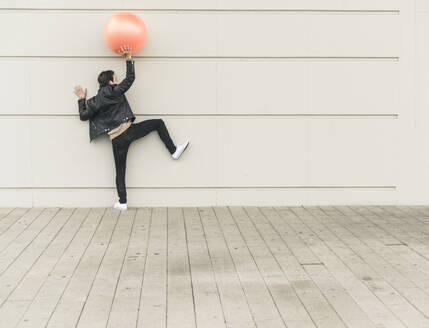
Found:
[78,98,97,121]
[111,59,135,96]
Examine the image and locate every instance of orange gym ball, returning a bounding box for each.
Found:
[103,11,147,55]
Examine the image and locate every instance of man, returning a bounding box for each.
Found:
[74,45,189,211]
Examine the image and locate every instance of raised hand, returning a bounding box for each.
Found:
[74,85,87,99]
[119,45,132,60]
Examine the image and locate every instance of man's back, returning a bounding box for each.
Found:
[78,59,136,142]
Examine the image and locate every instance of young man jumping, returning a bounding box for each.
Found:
[73,45,189,211]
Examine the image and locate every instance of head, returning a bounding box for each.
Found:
[98,70,118,88]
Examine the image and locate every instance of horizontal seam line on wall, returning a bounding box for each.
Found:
[0,56,400,61]
[0,8,400,14]
[0,186,397,190]
[0,114,400,118]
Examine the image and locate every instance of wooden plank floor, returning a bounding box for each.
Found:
[0,206,429,328]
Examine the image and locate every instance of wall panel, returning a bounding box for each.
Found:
[0,59,398,115]
[307,118,397,185]
[217,60,399,115]
[216,117,396,186]
[417,0,429,12]
[0,117,395,188]
[0,11,398,57]
[0,1,410,206]
[0,0,400,10]
[28,116,215,188]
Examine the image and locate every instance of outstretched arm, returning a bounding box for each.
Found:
[112,45,135,96]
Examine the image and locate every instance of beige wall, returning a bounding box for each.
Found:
[0,0,423,206]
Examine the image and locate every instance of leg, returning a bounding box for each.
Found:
[112,139,130,204]
[127,119,176,154]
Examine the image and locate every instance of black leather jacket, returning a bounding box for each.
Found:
[78,59,137,142]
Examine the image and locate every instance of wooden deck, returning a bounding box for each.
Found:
[0,206,429,328]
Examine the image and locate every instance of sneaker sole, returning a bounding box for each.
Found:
[174,141,189,159]
[180,142,189,158]
[182,141,189,152]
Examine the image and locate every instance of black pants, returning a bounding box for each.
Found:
[111,119,176,204]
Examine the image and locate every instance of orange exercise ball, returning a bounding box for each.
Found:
[103,11,147,55]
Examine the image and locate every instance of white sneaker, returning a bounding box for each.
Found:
[113,202,127,211]
[172,140,189,160]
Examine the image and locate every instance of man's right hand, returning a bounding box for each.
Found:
[119,45,133,61]
[74,85,87,99]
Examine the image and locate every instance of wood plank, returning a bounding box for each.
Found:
[9,208,105,328]
[137,207,168,328]
[182,207,226,328]
[349,206,429,292]
[0,208,71,304]
[235,206,317,328]
[0,208,90,327]
[107,208,151,328]
[0,208,61,273]
[274,206,376,328]
[45,208,120,328]
[373,206,429,260]
[326,206,429,325]
[6,210,89,297]
[0,208,74,324]
[396,206,429,226]
[1,206,429,328]
[166,207,196,328]
[213,206,287,328]
[246,206,345,328]
[75,209,136,328]
[198,207,256,328]
[294,206,407,328]
[0,208,31,236]
[0,207,15,221]
[0,208,43,253]
[0,300,30,328]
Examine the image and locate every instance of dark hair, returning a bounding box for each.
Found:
[98,70,115,88]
